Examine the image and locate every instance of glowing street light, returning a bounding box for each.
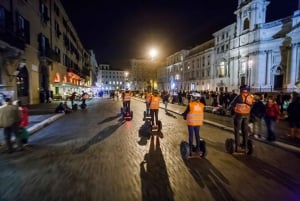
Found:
[149,48,158,61]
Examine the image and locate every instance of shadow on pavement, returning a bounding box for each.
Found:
[236,156,300,194]
[180,143,234,201]
[74,121,125,154]
[165,111,177,119]
[140,135,174,201]
[97,113,120,124]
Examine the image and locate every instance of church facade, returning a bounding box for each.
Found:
[159,0,300,93]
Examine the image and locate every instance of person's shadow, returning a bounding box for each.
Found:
[140,135,174,201]
[180,143,235,201]
[165,111,177,119]
[73,121,125,154]
[138,121,152,146]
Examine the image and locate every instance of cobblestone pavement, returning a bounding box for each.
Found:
[0,98,299,201]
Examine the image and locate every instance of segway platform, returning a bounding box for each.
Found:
[121,107,133,121]
[225,138,253,155]
[151,120,162,132]
[180,139,207,159]
[143,111,151,121]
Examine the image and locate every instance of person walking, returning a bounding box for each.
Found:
[264,95,280,141]
[250,94,265,138]
[17,100,29,144]
[286,92,300,138]
[182,93,205,156]
[145,90,152,115]
[0,98,22,153]
[162,91,169,113]
[230,85,254,153]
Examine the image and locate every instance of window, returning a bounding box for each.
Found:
[38,33,49,55]
[243,18,249,30]
[40,2,49,23]
[218,61,225,77]
[54,3,60,16]
[16,13,30,44]
[54,21,61,38]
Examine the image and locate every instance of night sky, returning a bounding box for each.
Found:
[60,0,298,68]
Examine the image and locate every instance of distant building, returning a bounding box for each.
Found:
[159,0,300,93]
[96,64,127,91]
[0,0,93,104]
[130,58,162,92]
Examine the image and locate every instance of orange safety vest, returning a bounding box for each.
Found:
[186,101,204,126]
[234,94,254,114]
[146,93,152,103]
[150,96,160,109]
[123,92,131,102]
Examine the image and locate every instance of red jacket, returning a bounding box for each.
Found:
[19,106,29,128]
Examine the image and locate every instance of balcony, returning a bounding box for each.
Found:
[39,47,60,62]
[0,27,26,51]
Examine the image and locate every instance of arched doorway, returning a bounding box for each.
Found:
[16,66,29,104]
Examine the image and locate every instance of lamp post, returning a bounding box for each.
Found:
[248,59,253,86]
[148,48,159,91]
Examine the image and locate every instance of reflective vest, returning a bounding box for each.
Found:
[234,94,253,114]
[123,92,131,102]
[150,96,160,109]
[146,93,152,103]
[186,101,204,126]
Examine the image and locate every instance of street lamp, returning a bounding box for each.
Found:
[149,48,158,61]
[248,59,253,86]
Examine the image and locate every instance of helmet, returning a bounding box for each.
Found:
[191,93,201,99]
[240,85,250,93]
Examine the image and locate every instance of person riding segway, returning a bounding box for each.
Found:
[121,88,133,120]
[226,85,254,155]
[149,90,162,131]
[144,90,152,120]
[181,92,207,158]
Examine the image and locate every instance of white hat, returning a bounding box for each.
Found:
[191,93,201,98]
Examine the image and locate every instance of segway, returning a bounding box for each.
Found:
[151,120,162,132]
[143,110,151,121]
[225,138,253,155]
[121,105,133,121]
[180,139,207,159]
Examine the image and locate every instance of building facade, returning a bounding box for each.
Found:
[0,0,92,104]
[130,58,162,92]
[158,0,300,93]
[96,64,127,91]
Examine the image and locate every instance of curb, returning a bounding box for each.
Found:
[27,113,65,135]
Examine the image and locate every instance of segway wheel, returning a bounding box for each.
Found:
[157,120,162,132]
[225,138,235,154]
[246,139,253,155]
[143,111,146,119]
[131,111,133,120]
[199,139,207,157]
[180,141,190,159]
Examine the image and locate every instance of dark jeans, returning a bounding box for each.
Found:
[123,101,130,112]
[233,114,249,151]
[188,125,200,153]
[4,122,22,152]
[150,109,159,126]
[146,103,150,115]
[264,116,276,140]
